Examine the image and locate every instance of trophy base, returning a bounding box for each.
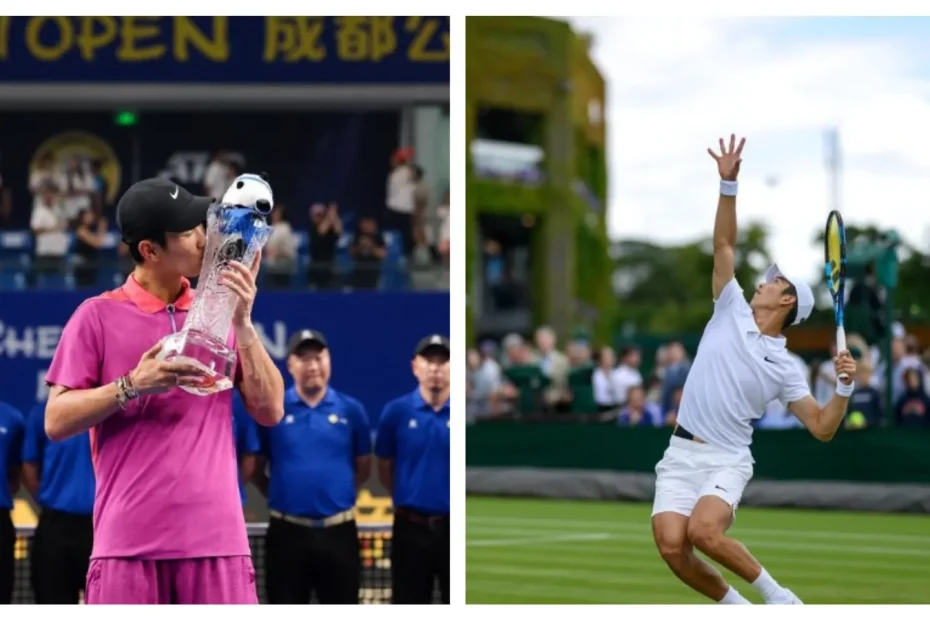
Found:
[157,329,236,396]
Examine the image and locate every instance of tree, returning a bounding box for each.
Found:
[811,225,930,321]
[609,221,772,332]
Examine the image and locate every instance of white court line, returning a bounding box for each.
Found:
[468,514,930,544]
[468,527,930,557]
[467,537,921,573]
[467,532,612,548]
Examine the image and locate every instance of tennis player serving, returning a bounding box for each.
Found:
[43,178,285,604]
[650,135,856,605]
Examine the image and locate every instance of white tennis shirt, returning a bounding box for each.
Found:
[676,279,811,454]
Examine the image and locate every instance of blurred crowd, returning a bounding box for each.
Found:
[466,323,930,430]
[0,148,450,292]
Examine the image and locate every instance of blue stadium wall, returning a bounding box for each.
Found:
[0,291,449,424]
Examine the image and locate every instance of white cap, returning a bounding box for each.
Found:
[764,263,814,326]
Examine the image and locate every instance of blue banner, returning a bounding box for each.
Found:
[0,291,449,424]
[0,16,449,84]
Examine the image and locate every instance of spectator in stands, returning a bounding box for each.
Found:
[29,154,62,200]
[385,147,415,257]
[661,341,690,413]
[21,400,95,604]
[644,374,663,407]
[814,344,838,406]
[349,216,386,290]
[435,190,450,264]
[893,334,929,403]
[654,345,669,381]
[566,339,592,368]
[308,203,342,290]
[203,151,235,202]
[593,346,620,412]
[72,209,109,288]
[30,186,70,283]
[846,360,884,429]
[613,346,644,408]
[474,341,503,395]
[263,206,298,289]
[535,326,570,410]
[894,367,930,428]
[0,400,25,605]
[466,344,507,420]
[466,348,483,422]
[756,398,803,429]
[90,159,108,214]
[617,385,662,427]
[664,386,684,426]
[412,165,430,249]
[60,158,95,223]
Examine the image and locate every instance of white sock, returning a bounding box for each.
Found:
[751,568,783,602]
[720,587,752,605]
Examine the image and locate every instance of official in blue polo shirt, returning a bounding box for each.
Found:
[254,329,372,604]
[232,391,261,515]
[0,399,25,605]
[21,400,94,604]
[375,334,450,605]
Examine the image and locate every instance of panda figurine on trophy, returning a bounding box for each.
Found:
[157,173,275,395]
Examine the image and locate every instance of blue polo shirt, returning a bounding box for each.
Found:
[375,389,449,516]
[259,386,371,518]
[21,402,95,515]
[232,393,261,507]
[0,401,25,511]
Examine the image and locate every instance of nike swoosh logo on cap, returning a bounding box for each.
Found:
[170,186,179,199]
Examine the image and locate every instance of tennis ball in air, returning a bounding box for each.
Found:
[846,411,867,429]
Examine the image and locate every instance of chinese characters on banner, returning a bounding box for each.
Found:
[0,16,449,83]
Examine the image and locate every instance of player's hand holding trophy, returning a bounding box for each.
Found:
[157,173,275,395]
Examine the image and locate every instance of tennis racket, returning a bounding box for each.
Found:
[824,210,848,381]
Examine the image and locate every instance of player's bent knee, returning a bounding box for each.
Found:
[686,517,726,554]
[652,515,690,568]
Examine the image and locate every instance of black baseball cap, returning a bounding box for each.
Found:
[287,329,329,355]
[117,177,215,243]
[415,334,450,358]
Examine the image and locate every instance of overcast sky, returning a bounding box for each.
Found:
[566,16,930,285]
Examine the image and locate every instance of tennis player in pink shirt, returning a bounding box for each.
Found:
[44,177,285,604]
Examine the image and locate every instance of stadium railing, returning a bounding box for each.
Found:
[14,523,442,604]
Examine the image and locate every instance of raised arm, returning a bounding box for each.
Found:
[707,134,745,300]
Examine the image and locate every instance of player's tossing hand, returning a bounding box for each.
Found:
[834,350,857,386]
[129,340,211,396]
[707,134,746,181]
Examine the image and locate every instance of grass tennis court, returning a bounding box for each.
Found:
[466,496,930,604]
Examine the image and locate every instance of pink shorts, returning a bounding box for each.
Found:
[85,556,258,605]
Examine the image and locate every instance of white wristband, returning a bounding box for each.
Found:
[835,381,855,398]
[720,180,738,196]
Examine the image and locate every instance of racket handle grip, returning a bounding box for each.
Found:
[836,327,849,381]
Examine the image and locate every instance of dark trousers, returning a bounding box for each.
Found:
[31,508,93,604]
[265,516,360,604]
[0,511,12,604]
[390,511,449,604]
[385,210,414,257]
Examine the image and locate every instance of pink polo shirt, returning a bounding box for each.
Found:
[45,275,250,560]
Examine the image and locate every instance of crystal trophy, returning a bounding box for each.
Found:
[157,174,274,395]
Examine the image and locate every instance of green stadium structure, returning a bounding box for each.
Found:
[466,17,612,344]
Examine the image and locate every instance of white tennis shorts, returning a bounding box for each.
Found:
[651,436,754,518]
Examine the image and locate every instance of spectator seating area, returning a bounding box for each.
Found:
[0,227,416,291]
